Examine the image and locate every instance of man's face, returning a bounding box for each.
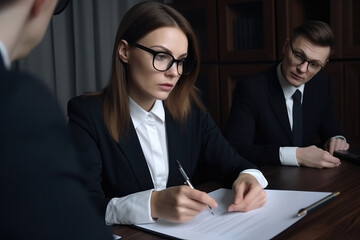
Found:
[281,35,330,87]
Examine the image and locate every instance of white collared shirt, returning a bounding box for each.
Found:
[129,98,169,190]
[0,40,11,69]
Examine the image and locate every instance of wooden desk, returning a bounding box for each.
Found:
[112,160,360,239]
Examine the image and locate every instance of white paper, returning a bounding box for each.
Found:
[135,189,331,240]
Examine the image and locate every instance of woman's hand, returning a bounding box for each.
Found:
[150,186,217,222]
[228,173,266,212]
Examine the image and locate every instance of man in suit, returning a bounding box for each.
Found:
[226,21,349,168]
[0,0,112,239]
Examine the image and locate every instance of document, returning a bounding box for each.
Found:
[135,188,331,240]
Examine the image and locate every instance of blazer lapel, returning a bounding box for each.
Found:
[268,73,293,143]
[164,110,188,187]
[117,122,154,190]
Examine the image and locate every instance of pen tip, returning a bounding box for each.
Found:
[297,210,306,217]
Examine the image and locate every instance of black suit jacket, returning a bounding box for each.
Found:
[67,95,257,217]
[0,59,112,239]
[226,65,343,166]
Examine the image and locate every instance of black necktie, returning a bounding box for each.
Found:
[292,90,302,146]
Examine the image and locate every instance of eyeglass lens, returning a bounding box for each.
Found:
[132,43,194,76]
[290,43,322,74]
[153,52,194,75]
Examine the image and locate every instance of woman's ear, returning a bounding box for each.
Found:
[118,40,130,63]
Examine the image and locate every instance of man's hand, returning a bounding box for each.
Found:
[297,145,341,168]
[150,186,218,222]
[325,137,350,155]
[228,173,266,212]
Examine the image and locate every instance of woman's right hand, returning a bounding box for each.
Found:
[150,186,217,222]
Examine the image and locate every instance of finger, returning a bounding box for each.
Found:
[170,188,213,221]
[327,139,336,155]
[321,154,341,168]
[229,187,266,212]
[344,142,350,150]
[334,140,349,151]
[233,182,246,205]
[187,188,218,209]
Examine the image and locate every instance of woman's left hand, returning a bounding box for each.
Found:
[228,173,266,212]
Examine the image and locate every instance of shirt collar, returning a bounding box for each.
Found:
[129,97,165,129]
[277,63,304,100]
[0,40,11,69]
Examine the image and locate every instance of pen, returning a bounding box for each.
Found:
[176,160,215,216]
[297,191,340,217]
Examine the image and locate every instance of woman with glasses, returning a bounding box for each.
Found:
[67,1,267,225]
[226,20,349,168]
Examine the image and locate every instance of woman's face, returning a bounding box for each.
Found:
[122,27,188,111]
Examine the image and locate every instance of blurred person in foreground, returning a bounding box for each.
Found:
[0,0,112,239]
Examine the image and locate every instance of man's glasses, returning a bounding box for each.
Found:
[289,42,326,74]
[132,43,195,76]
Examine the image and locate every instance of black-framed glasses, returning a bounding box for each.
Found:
[132,43,195,76]
[289,42,326,74]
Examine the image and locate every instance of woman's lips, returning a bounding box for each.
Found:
[159,83,173,91]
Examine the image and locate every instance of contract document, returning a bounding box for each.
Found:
[135,188,331,240]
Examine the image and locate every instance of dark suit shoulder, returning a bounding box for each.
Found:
[305,71,331,88]
[1,70,60,111]
[1,71,66,136]
[68,94,103,120]
[234,65,277,95]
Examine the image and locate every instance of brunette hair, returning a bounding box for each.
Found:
[291,20,335,55]
[99,1,203,142]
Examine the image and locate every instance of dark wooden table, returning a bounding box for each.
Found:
[112,160,360,239]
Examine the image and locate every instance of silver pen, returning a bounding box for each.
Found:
[176,160,215,216]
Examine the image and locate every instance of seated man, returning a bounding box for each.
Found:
[226,20,349,168]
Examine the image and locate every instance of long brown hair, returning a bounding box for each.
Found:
[99,1,204,142]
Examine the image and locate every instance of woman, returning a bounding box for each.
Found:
[68,1,267,225]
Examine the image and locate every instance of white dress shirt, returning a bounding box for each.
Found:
[0,40,11,69]
[105,98,267,225]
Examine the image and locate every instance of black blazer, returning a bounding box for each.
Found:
[226,65,343,166]
[67,95,257,217]
[0,58,112,239]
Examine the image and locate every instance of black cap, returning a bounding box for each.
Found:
[54,0,70,15]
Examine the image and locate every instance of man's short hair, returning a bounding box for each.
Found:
[291,20,335,55]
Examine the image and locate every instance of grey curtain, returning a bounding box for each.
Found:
[16,0,150,114]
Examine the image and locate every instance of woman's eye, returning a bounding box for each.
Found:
[155,53,171,61]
